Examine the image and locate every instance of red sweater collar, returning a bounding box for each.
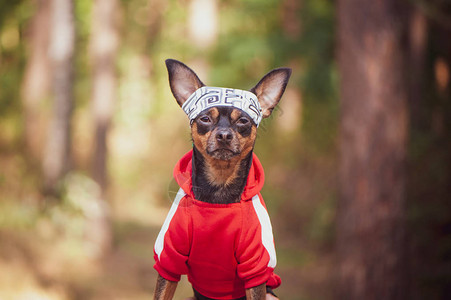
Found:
[173,150,265,201]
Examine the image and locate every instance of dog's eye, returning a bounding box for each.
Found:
[237,118,250,125]
[199,116,211,123]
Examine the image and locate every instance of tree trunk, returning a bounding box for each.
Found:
[188,0,218,49]
[336,0,408,299]
[187,0,218,81]
[90,0,120,191]
[43,0,75,195]
[407,7,428,124]
[84,0,121,259]
[21,0,51,162]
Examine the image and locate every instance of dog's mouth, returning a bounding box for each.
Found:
[206,148,239,160]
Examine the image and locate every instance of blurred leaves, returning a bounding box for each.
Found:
[0,0,31,116]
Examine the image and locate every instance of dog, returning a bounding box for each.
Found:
[153,59,291,300]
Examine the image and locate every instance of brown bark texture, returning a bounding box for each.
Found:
[43,0,75,194]
[21,0,51,161]
[336,0,408,299]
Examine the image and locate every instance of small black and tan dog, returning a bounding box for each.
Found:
[153,59,291,300]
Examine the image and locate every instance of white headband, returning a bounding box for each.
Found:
[181,86,263,127]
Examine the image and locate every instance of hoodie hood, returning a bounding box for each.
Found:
[173,150,265,201]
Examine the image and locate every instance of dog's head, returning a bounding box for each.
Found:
[166,59,291,161]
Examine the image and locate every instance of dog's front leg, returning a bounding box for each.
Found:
[245,283,266,300]
[154,274,178,300]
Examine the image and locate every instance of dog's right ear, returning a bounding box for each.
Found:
[165,59,205,107]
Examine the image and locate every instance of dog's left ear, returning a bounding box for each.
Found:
[251,68,292,118]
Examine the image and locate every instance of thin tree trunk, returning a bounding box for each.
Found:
[336,0,408,299]
[85,0,121,259]
[408,7,428,124]
[90,0,119,191]
[188,0,217,49]
[405,6,428,298]
[21,0,51,161]
[187,0,218,80]
[43,0,75,195]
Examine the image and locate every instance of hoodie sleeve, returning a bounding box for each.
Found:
[154,189,190,281]
[236,194,281,290]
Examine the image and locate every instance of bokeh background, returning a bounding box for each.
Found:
[0,0,450,299]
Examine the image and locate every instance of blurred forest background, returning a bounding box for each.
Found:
[0,0,450,299]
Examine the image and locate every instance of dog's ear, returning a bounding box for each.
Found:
[166,59,205,107]
[251,68,292,118]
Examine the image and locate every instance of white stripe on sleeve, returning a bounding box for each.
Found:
[154,188,186,260]
[251,194,277,268]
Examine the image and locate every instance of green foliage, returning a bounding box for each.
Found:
[0,0,25,29]
[210,0,282,87]
[297,0,335,102]
[0,0,30,117]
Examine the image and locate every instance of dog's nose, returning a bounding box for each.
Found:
[216,129,233,142]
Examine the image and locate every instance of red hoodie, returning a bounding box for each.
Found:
[154,150,281,299]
